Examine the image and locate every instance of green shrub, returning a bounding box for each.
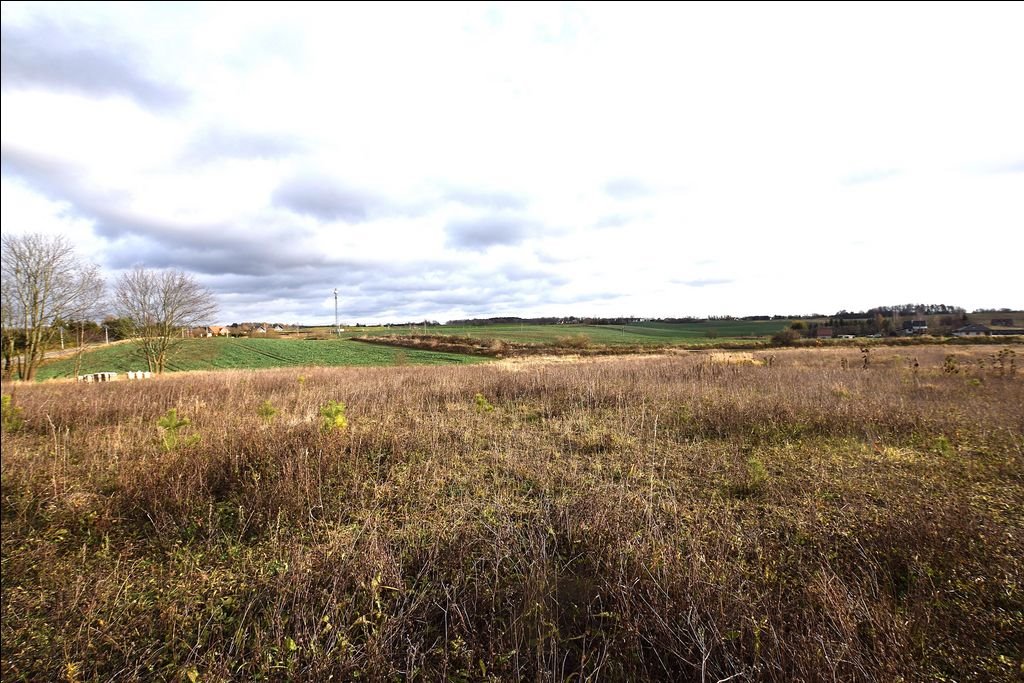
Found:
[474,393,494,413]
[320,400,348,432]
[1,395,24,433]
[257,400,278,423]
[771,328,801,346]
[157,408,199,451]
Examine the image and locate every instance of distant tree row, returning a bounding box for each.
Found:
[2,233,216,380]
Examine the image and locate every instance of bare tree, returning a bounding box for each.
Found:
[113,267,218,374]
[1,233,105,381]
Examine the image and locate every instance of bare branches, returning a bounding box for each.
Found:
[1,233,105,380]
[113,267,217,374]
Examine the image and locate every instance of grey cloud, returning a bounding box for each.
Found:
[2,145,323,277]
[182,126,307,163]
[2,148,585,324]
[273,174,385,222]
[604,177,653,200]
[445,215,537,251]
[1,145,81,194]
[203,256,576,323]
[1,18,188,110]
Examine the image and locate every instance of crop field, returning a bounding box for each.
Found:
[2,345,1022,681]
[36,338,483,380]
[354,320,788,346]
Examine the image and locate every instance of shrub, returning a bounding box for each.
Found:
[771,328,801,346]
[157,408,199,451]
[474,393,494,413]
[1,394,24,433]
[555,334,592,349]
[257,400,278,423]
[320,400,348,432]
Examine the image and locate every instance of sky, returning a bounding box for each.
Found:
[2,2,1022,325]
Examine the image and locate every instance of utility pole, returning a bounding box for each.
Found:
[334,288,339,336]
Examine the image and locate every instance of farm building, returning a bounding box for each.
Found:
[190,326,228,337]
[953,324,991,337]
[815,327,834,339]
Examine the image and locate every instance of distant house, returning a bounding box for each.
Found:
[902,320,928,334]
[816,327,834,339]
[272,324,285,332]
[207,325,229,337]
[953,324,991,337]
[991,318,1015,327]
[254,325,267,334]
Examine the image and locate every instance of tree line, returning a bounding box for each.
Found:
[1,233,217,380]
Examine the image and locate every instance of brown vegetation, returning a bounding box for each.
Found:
[359,332,1022,360]
[356,333,691,358]
[2,346,1022,680]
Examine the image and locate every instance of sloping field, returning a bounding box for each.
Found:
[355,320,787,346]
[35,338,482,380]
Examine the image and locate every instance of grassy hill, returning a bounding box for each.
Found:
[37,338,483,380]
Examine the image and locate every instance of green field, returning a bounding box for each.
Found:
[37,338,483,380]
[352,320,788,345]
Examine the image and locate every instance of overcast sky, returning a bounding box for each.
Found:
[2,2,1022,324]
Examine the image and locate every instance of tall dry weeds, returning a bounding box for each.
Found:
[2,345,1022,681]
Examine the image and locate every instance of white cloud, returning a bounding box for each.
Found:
[2,2,1022,323]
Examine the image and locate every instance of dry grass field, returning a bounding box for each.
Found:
[2,345,1022,681]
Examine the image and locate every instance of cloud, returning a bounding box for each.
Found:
[841,169,902,186]
[1,145,323,277]
[445,215,538,251]
[199,255,575,323]
[444,187,528,211]
[678,278,733,287]
[971,159,1024,175]
[0,145,81,196]
[181,126,307,162]
[272,174,386,222]
[603,177,653,200]
[0,18,187,110]
[594,210,655,229]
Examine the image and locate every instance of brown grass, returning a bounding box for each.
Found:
[2,345,1022,681]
